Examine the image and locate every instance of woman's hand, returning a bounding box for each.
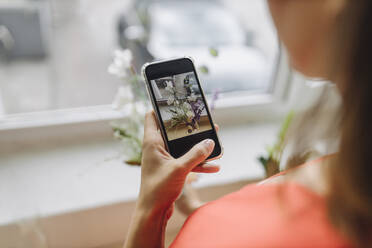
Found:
[137,111,220,214]
[124,111,220,248]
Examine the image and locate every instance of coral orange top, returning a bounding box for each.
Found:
[170,159,352,248]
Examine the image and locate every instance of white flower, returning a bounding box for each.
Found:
[167,95,175,105]
[112,86,134,110]
[187,94,197,102]
[186,111,194,118]
[108,49,133,79]
[183,102,192,110]
[113,130,122,139]
[115,49,133,66]
[176,108,184,115]
[165,81,174,92]
[108,64,129,78]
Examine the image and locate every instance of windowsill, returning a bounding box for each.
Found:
[0,49,292,133]
[0,91,275,131]
[0,120,279,247]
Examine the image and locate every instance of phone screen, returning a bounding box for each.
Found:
[144,58,222,159]
[150,71,213,141]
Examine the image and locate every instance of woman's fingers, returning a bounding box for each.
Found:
[144,111,164,145]
[191,163,220,173]
[144,111,158,137]
[177,139,215,171]
[144,111,219,157]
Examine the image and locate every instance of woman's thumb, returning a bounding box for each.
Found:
[177,139,215,170]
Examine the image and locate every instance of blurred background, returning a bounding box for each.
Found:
[0,0,277,115]
[0,1,331,248]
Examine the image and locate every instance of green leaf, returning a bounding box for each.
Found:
[209,47,219,57]
[198,65,209,74]
[278,110,295,142]
[258,156,268,167]
[265,145,274,157]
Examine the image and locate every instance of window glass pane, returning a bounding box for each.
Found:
[0,0,278,115]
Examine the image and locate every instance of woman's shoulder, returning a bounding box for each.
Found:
[170,157,352,248]
[171,183,350,248]
[259,154,332,193]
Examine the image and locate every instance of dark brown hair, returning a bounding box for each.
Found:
[284,1,372,246]
[327,0,372,245]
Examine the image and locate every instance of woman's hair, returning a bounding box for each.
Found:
[327,0,372,245]
[284,1,372,245]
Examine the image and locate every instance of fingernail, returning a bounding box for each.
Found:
[204,139,215,149]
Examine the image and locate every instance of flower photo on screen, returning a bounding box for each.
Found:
[151,72,212,141]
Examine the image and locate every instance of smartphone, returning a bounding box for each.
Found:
[142,57,223,161]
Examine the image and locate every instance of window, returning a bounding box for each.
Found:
[0,0,289,131]
[137,0,280,94]
[0,0,126,115]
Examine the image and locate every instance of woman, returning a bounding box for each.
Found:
[124,0,372,247]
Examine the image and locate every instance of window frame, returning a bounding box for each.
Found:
[0,46,319,144]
